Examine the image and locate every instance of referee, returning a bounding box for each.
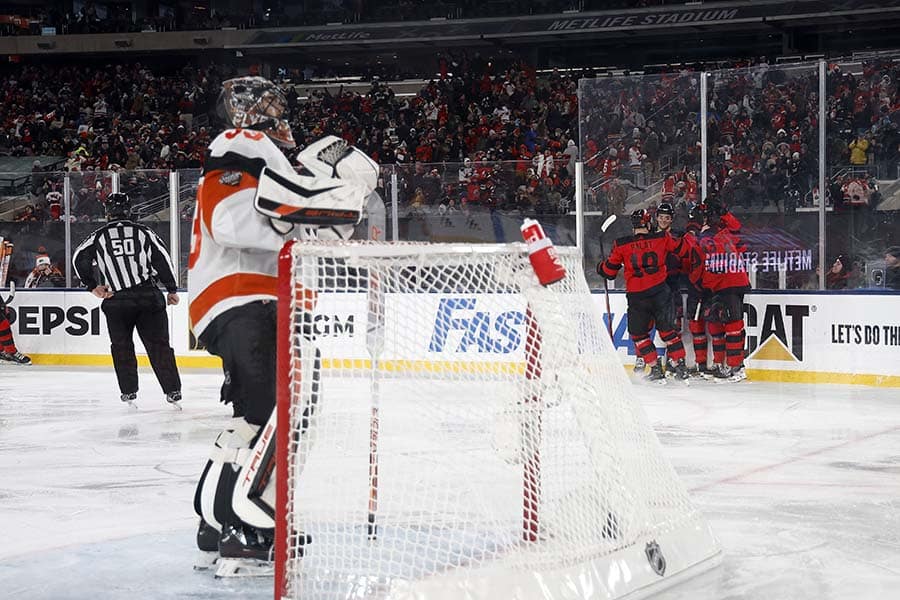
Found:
[73,193,182,407]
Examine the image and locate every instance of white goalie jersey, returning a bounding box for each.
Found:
[189,130,378,337]
[188,129,301,337]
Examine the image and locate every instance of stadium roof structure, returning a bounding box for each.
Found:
[4,0,900,70]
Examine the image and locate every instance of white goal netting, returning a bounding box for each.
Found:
[275,240,719,600]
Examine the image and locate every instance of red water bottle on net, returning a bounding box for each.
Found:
[521,218,567,286]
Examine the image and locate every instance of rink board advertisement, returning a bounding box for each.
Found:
[5,290,899,387]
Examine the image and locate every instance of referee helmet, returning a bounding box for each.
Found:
[106,193,132,220]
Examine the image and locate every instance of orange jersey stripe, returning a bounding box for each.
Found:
[198,170,260,234]
[189,272,277,329]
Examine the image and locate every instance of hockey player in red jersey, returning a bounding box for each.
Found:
[695,198,751,382]
[189,76,377,570]
[598,208,690,381]
[682,204,715,377]
[654,202,685,333]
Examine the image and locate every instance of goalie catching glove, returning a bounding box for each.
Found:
[254,135,378,232]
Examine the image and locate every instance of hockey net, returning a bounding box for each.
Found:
[275,240,720,600]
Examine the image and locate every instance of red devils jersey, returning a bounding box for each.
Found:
[681,229,715,288]
[600,231,685,295]
[695,213,751,293]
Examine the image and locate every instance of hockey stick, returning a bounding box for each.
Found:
[0,238,12,291]
[365,267,385,541]
[598,214,617,339]
[2,281,14,305]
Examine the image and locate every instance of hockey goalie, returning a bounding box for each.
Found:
[188,76,377,575]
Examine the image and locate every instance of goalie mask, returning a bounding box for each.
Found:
[217,76,295,148]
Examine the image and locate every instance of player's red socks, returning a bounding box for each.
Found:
[0,315,17,353]
[689,319,708,365]
[658,329,686,361]
[631,334,658,366]
[708,321,726,365]
[724,319,746,368]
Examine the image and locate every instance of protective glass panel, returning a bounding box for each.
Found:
[578,72,702,290]
[0,170,67,288]
[121,170,173,276]
[826,54,900,290]
[391,160,576,248]
[176,169,202,287]
[706,63,821,290]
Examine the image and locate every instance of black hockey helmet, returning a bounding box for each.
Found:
[631,208,651,229]
[657,202,675,217]
[106,192,131,220]
[687,204,709,231]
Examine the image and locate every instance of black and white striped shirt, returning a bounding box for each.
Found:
[73,220,177,293]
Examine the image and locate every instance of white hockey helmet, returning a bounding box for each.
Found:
[217,76,295,148]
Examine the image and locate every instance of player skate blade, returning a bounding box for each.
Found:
[214,558,274,578]
[665,373,690,385]
[169,401,183,411]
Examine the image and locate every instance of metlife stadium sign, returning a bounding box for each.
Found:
[243,1,900,48]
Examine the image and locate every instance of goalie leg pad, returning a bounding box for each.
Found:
[232,348,322,529]
[195,417,260,533]
[232,413,277,529]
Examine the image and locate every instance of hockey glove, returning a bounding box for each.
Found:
[254,166,366,226]
[296,135,379,195]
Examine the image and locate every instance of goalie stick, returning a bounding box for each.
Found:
[597,214,617,339]
[365,191,387,541]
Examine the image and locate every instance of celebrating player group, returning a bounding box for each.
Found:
[599,197,751,384]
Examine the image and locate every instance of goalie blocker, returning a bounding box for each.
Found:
[255,136,379,227]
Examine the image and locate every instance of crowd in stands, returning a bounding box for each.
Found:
[1,61,222,221]
[0,51,895,289]
[579,57,900,217]
[2,54,585,222]
[3,52,899,224]
[2,1,739,35]
[291,56,580,215]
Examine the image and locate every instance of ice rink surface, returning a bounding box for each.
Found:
[1,366,898,600]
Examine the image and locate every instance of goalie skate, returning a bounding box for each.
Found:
[213,523,275,578]
[214,557,274,578]
[213,524,312,578]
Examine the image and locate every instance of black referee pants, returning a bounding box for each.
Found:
[102,286,181,396]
